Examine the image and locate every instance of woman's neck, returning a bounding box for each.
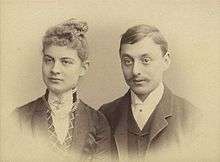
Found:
[49,88,77,103]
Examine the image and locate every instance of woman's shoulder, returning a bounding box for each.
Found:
[79,100,108,125]
[13,96,45,118]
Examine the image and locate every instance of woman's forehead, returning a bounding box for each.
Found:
[44,46,79,59]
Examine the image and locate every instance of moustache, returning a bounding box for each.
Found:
[127,76,150,82]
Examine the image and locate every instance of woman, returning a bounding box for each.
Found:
[13,19,111,161]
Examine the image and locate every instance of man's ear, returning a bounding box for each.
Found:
[163,51,171,70]
[80,61,90,76]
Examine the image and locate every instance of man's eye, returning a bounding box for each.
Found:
[122,58,133,66]
[142,57,151,64]
[44,58,53,64]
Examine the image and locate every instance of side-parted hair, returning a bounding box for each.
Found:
[42,18,89,62]
[120,24,168,56]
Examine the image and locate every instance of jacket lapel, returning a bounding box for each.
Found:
[113,91,130,162]
[113,86,174,160]
[31,95,50,138]
[71,100,90,153]
[147,86,173,150]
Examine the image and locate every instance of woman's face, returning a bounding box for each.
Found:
[42,45,88,94]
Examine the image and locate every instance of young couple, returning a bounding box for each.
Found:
[14,18,198,162]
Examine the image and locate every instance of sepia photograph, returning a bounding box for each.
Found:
[1,0,220,162]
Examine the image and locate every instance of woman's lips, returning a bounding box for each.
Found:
[133,79,145,85]
[48,77,63,82]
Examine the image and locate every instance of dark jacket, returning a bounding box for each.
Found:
[99,86,198,161]
[13,94,112,162]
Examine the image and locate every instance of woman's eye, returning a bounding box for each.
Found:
[142,57,151,64]
[62,60,73,65]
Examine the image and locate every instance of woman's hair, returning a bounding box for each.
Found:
[120,24,168,56]
[42,18,89,62]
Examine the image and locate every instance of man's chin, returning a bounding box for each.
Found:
[131,87,152,96]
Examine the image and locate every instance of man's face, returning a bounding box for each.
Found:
[42,46,87,94]
[120,37,170,100]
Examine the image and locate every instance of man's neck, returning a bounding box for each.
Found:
[137,92,151,102]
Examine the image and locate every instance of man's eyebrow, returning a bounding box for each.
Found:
[121,53,150,57]
[120,53,132,57]
[43,54,53,58]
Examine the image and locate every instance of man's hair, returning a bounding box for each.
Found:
[120,24,168,56]
[42,18,89,62]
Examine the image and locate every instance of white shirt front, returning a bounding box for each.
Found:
[48,89,76,144]
[131,83,164,130]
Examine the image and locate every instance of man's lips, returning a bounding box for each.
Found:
[131,78,148,85]
[133,79,145,82]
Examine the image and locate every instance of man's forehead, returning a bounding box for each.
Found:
[120,37,162,57]
[121,36,158,48]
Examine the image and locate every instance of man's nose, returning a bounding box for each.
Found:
[51,61,61,74]
[132,61,141,76]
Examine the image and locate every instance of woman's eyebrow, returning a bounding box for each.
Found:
[60,57,74,60]
[140,53,150,57]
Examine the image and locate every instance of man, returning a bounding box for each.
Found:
[99,25,198,161]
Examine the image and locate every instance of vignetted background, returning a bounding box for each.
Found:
[1,0,220,161]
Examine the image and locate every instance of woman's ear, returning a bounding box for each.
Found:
[80,60,90,76]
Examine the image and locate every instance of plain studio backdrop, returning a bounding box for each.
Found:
[1,0,220,161]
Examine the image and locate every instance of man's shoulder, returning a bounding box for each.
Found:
[161,86,200,127]
[163,86,197,114]
[167,90,200,131]
[171,93,197,117]
[99,95,126,114]
[99,95,127,130]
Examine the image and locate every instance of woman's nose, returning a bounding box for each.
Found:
[51,61,61,74]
